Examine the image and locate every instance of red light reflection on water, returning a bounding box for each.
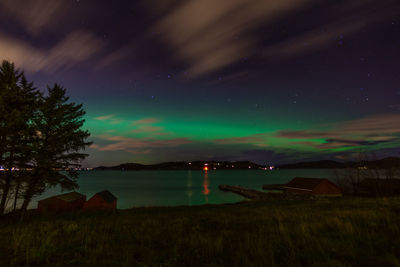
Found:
[202,171,210,196]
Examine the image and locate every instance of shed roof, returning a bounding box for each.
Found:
[285,177,335,191]
[41,192,85,202]
[95,190,117,203]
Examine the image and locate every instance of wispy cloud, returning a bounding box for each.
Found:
[92,115,166,136]
[129,117,165,134]
[150,0,312,77]
[92,135,193,152]
[214,133,268,147]
[0,0,67,35]
[0,1,102,74]
[131,126,163,133]
[205,113,400,152]
[263,1,400,59]
[95,45,134,71]
[340,113,400,135]
[277,130,338,139]
[93,114,123,125]
[148,0,399,77]
[95,114,115,121]
[132,118,160,125]
[0,30,103,73]
[278,113,400,150]
[292,138,399,150]
[263,21,364,59]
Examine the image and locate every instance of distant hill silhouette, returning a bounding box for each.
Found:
[278,157,400,169]
[94,157,400,170]
[278,160,348,169]
[94,161,263,171]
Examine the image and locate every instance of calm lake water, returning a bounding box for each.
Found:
[31,169,337,209]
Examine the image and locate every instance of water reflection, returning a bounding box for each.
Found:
[202,171,210,203]
[187,171,192,205]
[29,169,337,208]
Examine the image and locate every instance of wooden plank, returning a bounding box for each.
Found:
[219,185,270,200]
[262,184,285,190]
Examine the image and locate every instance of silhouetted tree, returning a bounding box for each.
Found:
[20,84,91,210]
[0,60,91,213]
[0,61,38,214]
[335,151,400,196]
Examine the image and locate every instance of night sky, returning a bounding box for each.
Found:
[1,0,400,167]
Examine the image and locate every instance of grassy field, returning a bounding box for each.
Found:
[1,197,400,266]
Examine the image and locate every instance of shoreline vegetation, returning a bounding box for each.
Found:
[1,197,400,266]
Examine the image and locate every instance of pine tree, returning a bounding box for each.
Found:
[0,61,38,214]
[0,60,91,213]
[20,84,91,210]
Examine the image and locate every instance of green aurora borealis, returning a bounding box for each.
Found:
[79,79,400,166]
[1,0,399,166]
